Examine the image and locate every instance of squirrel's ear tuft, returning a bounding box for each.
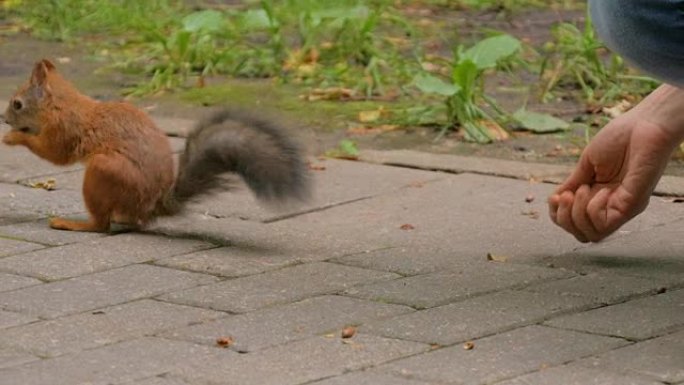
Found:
[30,59,55,87]
[40,59,56,71]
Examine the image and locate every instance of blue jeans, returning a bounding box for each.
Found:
[590,0,684,86]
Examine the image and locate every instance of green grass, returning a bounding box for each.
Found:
[2,0,656,144]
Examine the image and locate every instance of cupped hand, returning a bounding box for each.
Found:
[549,102,682,242]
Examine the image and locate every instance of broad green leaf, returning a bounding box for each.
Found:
[241,9,276,30]
[173,31,192,58]
[512,108,570,133]
[452,59,478,97]
[338,139,359,156]
[461,34,521,70]
[183,10,225,33]
[325,139,359,160]
[413,74,460,96]
[312,6,369,20]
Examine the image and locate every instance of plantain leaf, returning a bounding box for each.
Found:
[413,74,460,96]
[183,10,225,33]
[460,34,521,70]
[512,108,570,133]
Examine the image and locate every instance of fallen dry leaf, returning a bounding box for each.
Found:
[486,253,508,263]
[347,124,399,136]
[195,75,206,89]
[341,326,357,339]
[399,224,415,231]
[308,163,326,171]
[521,210,540,219]
[358,109,382,123]
[301,87,356,102]
[602,99,632,119]
[477,119,510,142]
[358,106,391,124]
[216,336,234,348]
[463,341,475,350]
[28,178,56,191]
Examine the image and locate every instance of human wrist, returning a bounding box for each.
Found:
[637,84,684,143]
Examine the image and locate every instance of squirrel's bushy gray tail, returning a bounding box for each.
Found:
[162,109,309,213]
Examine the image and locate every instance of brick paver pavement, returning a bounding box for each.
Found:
[0,118,681,385]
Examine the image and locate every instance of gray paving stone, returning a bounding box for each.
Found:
[360,149,684,198]
[0,233,215,281]
[380,325,627,385]
[152,213,376,262]
[344,263,572,309]
[577,329,684,383]
[0,299,224,358]
[522,273,669,306]
[161,295,413,352]
[171,334,429,385]
[333,246,470,276]
[362,290,594,345]
[545,289,684,341]
[154,246,299,278]
[129,376,192,385]
[0,349,38,370]
[0,337,232,385]
[0,183,85,225]
[0,272,41,292]
[167,136,187,153]
[654,175,684,197]
[0,237,44,258]
[160,262,398,313]
[152,173,583,265]
[495,363,665,385]
[0,220,105,246]
[0,310,37,329]
[0,145,82,184]
[308,371,438,385]
[0,264,217,319]
[185,158,444,222]
[359,149,573,182]
[152,116,196,138]
[539,223,684,284]
[18,169,84,191]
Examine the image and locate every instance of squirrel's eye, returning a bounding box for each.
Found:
[12,99,23,111]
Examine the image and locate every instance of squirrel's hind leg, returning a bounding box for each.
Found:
[49,154,132,233]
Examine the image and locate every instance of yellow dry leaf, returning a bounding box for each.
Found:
[28,178,56,191]
[301,87,356,102]
[486,253,508,263]
[347,124,399,136]
[478,120,510,141]
[358,110,382,123]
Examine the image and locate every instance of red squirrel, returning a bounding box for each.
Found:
[2,59,309,232]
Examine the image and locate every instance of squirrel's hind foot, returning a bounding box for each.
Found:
[49,217,110,233]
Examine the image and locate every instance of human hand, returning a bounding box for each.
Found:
[549,85,684,242]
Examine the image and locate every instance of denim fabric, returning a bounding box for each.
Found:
[590,0,684,86]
